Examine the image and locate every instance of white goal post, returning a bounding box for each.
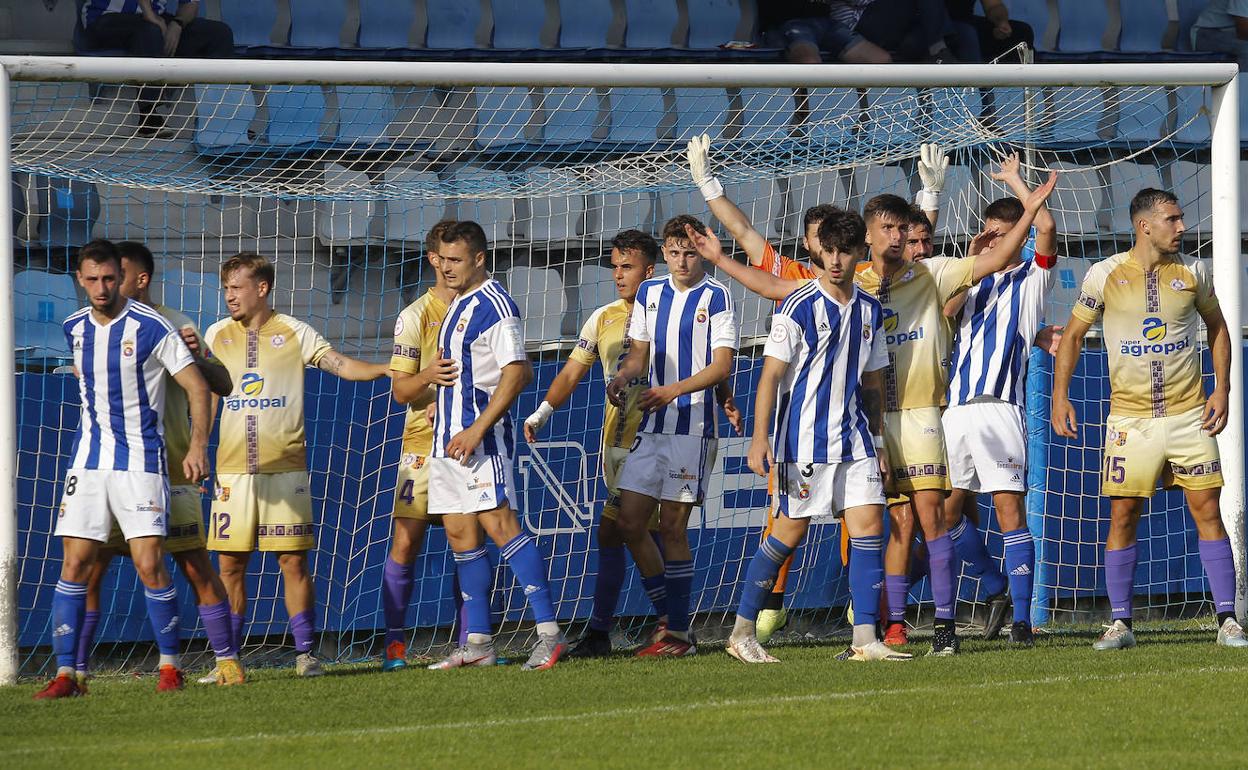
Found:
[0,58,1241,684]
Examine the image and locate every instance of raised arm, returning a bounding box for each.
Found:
[916,143,949,231]
[1050,312,1091,439]
[970,171,1058,282]
[1199,303,1231,435]
[688,134,771,267]
[444,359,534,463]
[991,152,1058,257]
[684,223,804,302]
[319,349,390,382]
[524,357,592,442]
[171,362,212,483]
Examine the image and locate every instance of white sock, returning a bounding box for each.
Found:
[57,665,75,678]
[731,615,756,639]
[536,621,560,638]
[852,624,877,648]
[159,653,181,669]
[467,633,492,647]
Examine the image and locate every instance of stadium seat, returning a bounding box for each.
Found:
[1041,87,1108,145]
[450,166,517,244]
[727,281,772,341]
[506,266,565,342]
[392,86,465,148]
[557,0,615,49]
[540,87,604,146]
[288,0,348,49]
[1052,0,1114,53]
[14,270,78,358]
[778,170,848,239]
[588,189,657,235]
[94,184,171,241]
[357,0,416,49]
[655,188,714,236]
[722,174,781,242]
[1173,85,1211,146]
[194,84,258,151]
[733,88,798,142]
[1007,0,1053,52]
[1047,256,1091,319]
[218,0,281,49]
[1176,0,1206,51]
[474,86,540,152]
[1048,161,1103,235]
[797,88,862,148]
[1106,162,1164,234]
[317,163,376,245]
[1170,160,1211,235]
[35,175,99,256]
[622,0,681,49]
[335,86,397,144]
[850,164,909,210]
[514,168,587,243]
[382,168,447,244]
[686,0,746,49]
[921,87,982,142]
[675,88,732,141]
[1112,87,1172,144]
[490,0,548,49]
[935,165,980,238]
[607,88,671,147]
[1118,0,1171,53]
[861,88,920,147]
[426,0,483,49]
[160,267,225,335]
[265,85,326,147]
[575,264,616,316]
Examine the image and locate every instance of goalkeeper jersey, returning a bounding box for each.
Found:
[1071,252,1219,419]
[205,313,332,475]
[389,289,450,458]
[853,257,975,412]
[570,298,645,451]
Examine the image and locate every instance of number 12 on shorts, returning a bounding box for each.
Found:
[214,512,231,540]
[1103,455,1126,485]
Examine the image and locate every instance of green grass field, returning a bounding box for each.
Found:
[2,629,1245,769]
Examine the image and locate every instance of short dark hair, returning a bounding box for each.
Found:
[220,252,276,288]
[803,204,842,232]
[906,206,932,232]
[661,214,706,244]
[117,240,155,278]
[424,220,455,256]
[983,196,1024,225]
[611,229,659,263]
[77,239,120,272]
[817,208,867,256]
[1129,187,1179,224]
[862,194,911,225]
[438,220,488,257]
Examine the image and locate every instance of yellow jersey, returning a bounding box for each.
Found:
[204,313,332,475]
[154,305,198,486]
[569,298,645,451]
[1071,252,1219,418]
[389,289,450,457]
[854,257,975,411]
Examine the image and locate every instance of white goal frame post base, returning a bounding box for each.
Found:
[0,58,1241,685]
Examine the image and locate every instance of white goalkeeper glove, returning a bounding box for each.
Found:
[525,401,555,435]
[686,133,724,202]
[915,142,949,213]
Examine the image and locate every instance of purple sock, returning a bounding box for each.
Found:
[908,546,930,583]
[1198,537,1237,618]
[231,612,245,653]
[76,609,101,673]
[382,558,415,646]
[590,545,627,633]
[290,609,316,654]
[1104,544,1137,621]
[885,574,908,623]
[198,600,236,658]
[927,534,956,621]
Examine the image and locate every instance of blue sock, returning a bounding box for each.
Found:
[77,609,100,673]
[453,547,493,636]
[1002,528,1035,623]
[665,559,696,635]
[590,545,626,633]
[948,516,1006,596]
[737,537,794,623]
[849,535,885,629]
[501,534,556,625]
[52,579,87,673]
[143,584,181,657]
[641,572,667,617]
[927,534,956,621]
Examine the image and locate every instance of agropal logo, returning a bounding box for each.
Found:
[882,308,899,333]
[240,372,264,396]
[1142,316,1166,342]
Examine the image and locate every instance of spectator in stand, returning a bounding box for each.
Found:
[761,0,958,65]
[945,1,1034,62]
[1191,1,1248,71]
[79,1,234,135]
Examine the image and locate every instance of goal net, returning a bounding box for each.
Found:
[3,59,1243,677]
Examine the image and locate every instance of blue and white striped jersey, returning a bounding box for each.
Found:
[433,279,526,459]
[82,1,187,25]
[948,231,1054,408]
[765,281,888,464]
[64,299,195,474]
[627,274,737,439]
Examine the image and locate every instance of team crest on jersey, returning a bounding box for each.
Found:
[393,316,405,336]
[456,320,467,333]
[1142,317,1167,342]
[58,503,66,518]
[696,308,708,324]
[271,334,286,349]
[122,340,135,358]
[217,486,231,502]
[901,269,914,282]
[769,324,789,343]
[863,326,872,340]
[1170,279,1186,291]
[1107,427,1127,446]
[797,482,811,501]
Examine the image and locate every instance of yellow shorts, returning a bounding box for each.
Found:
[105,484,206,554]
[1102,406,1223,497]
[602,444,660,529]
[884,406,950,506]
[208,471,315,552]
[393,453,430,521]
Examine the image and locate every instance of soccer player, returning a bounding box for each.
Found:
[75,241,243,688]
[380,220,460,671]
[1052,188,1246,650]
[728,208,910,664]
[904,205,935,261]
[424,221,568,671]
[607,215,737,657]
[205,252,389,677]
[35,239,212,699]
[941,153,1059,647]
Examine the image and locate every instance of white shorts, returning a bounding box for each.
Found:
[427,455,517,515]
[942,399,1027,493]
[772,458,885,519]
[55,469,170,543]
[615,433,718,505]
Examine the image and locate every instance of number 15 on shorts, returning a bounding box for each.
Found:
[1103,455,1126,485]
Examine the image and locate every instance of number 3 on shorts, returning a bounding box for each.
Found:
[1103,456,1126,485]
